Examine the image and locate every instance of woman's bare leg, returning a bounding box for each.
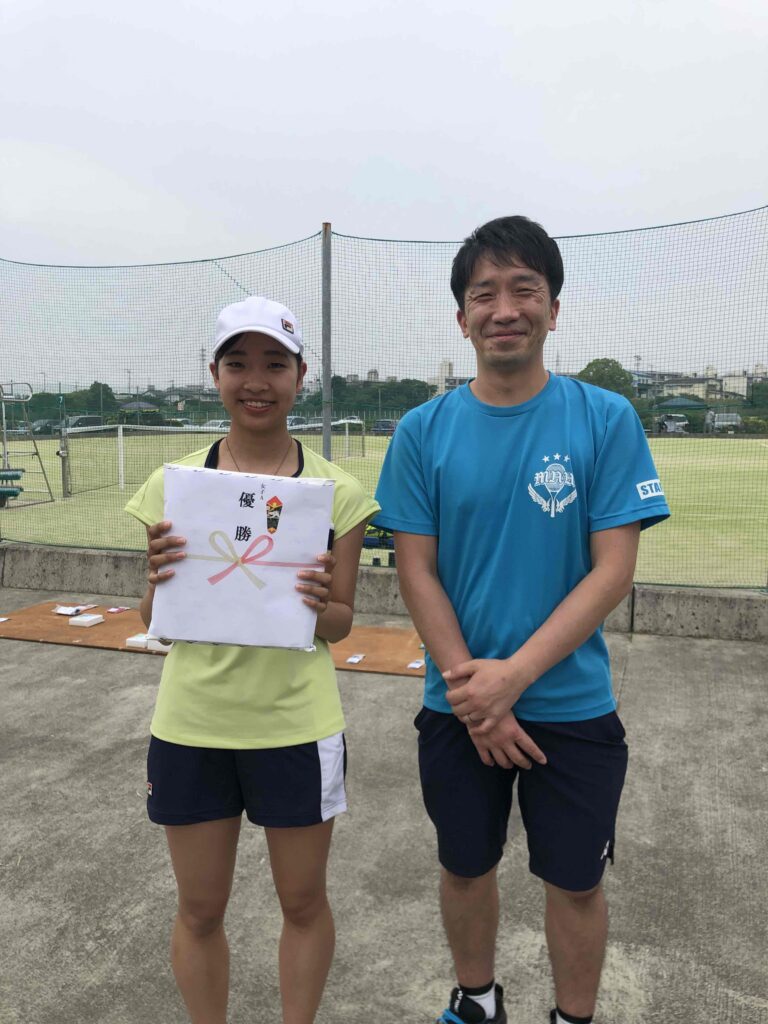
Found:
[265,820,336,1024]
[165,816,242,1024]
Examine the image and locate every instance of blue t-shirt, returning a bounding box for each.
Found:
[374,375,670,722]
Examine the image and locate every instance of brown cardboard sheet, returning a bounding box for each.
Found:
[0,602,425,677]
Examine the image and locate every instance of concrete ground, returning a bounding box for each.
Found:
[1,587,767,1024]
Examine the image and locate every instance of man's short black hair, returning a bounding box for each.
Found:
[450,215,564,310]
[214,334,303,371]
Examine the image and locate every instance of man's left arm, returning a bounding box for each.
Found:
[445,521,640,729]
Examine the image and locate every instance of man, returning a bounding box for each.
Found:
[374,216,669,1024]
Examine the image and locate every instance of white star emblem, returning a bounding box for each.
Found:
[564,455,570,462]
[542,455,550,462]
[554,452,561,460]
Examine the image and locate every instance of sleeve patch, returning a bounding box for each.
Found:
[636,479,664,500]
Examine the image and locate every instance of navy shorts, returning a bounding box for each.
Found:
[415,708,628,892]
[146,732,347,827]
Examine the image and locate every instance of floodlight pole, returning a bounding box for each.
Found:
[321,222,332,461]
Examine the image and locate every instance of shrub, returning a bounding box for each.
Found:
[743,417,768,434]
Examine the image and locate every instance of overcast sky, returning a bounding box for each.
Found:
[2,0,766,266]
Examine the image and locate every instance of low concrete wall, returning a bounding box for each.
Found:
[633,585,768,643]
[354,565,409,616]
[606,592,632,634]
[1,543,148,599]
[0,542,411,615]
[1,542,766,641]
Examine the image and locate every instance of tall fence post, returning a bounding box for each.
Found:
[117,424,125,491]
[321,222,332,461]
[58,428,71,498]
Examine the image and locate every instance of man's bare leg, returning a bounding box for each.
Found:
[544,881,607,1019]
[440,866,499,987]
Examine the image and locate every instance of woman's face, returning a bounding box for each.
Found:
[210,332,305,433]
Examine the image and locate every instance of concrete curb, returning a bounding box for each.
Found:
[1,542,766,641]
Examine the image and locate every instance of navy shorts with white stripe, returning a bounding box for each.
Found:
[146,733,347,827]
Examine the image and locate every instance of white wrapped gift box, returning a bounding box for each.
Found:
[150,464,334,649]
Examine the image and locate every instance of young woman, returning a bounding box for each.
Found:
[125,296,379,1024]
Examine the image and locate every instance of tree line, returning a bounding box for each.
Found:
[296,376,436,416]
[14,365,768,433]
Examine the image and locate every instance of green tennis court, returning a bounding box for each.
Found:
[1,433,766,588]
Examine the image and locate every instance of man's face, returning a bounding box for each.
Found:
[457,255,559,373]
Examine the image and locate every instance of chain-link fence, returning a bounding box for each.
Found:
[2,207,767,587]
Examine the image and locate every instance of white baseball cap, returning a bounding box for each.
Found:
[213,296,304,359]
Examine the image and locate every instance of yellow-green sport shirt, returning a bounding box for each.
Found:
[125,443,379,749]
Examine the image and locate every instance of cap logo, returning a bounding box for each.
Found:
[281,319,294,334]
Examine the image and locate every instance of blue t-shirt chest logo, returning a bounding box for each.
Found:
[528,452,578,519]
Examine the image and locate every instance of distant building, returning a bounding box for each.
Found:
[444,376,473,393]
[630,370,671,400]
[433,359,472,394]
[656,376,710,401]
[366,369,379,382]
[434,359,453,395]
[631,362,768,403]
[163,384,220,404]
[721,373,749,399]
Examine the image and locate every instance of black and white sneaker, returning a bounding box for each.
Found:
[435,984,506,1024]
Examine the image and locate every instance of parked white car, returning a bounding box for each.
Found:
[704,411,744,434]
